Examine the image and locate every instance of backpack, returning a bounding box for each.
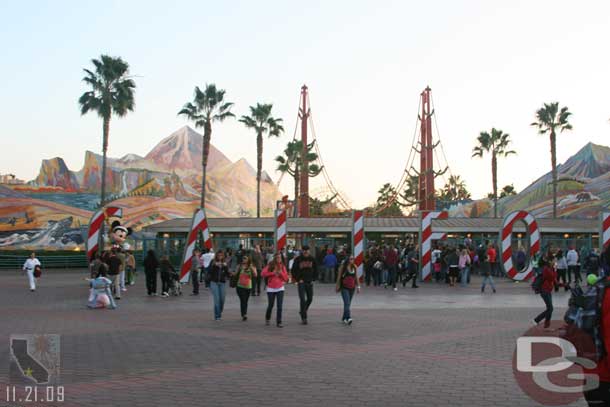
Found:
[562,279,610,362]
[531,270,544,294]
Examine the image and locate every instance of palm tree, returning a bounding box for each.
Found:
[275,140,322,215]
[78,55,136,208]
[439,175,471,203]
[239,104,284,217]
[178,84,234,208]
[375,183,403,217]
[531,102,573,218]
[472,128,516,218]
[499,184,517,198]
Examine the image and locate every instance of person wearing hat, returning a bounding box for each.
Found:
[291,245,318,325]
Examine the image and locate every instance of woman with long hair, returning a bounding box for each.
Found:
[336,256,361,324]
[206,250,231,321]
[235,255,257,321]
[261,253,289,327]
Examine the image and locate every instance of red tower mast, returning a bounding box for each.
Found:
[418,87,436,211]
[298,85,310,217]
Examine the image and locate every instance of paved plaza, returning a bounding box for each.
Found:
[0,270,589,407]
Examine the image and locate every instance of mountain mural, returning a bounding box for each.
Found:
[448,142,610,219]
[0,126,282,249]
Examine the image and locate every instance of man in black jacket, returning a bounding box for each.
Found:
[291,245,318,325]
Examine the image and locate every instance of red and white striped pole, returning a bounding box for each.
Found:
[86,206,122,260]
[352,210,364,282]
[179,208,213,283]
[419,210,448,281]
[601,211,610,252]
[274,207,287,259]
[500,210,540,281]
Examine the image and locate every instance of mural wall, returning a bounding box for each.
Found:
[0,126,281,250]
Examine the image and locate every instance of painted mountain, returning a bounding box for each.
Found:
[0,126,281,250]
[448,142,610,218]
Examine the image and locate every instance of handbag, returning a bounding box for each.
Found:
[34,265,42,278]
[230,269,240,288]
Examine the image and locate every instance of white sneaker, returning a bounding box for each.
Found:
[342,319,347,325]
[530,319,538,326]
[393,287,398,291]
[121,288,128,292]
[347,318,353,325]
[162,292,169,297]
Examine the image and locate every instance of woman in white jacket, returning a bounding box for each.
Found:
[22,252,41,292]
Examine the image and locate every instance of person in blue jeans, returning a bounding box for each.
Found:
[205,250,231,321]
[322,249,338,283]
[336,256,361,324]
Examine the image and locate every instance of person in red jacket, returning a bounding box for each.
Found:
[531,258,557,329]
[583,276,610,405]
[261,253,289,328]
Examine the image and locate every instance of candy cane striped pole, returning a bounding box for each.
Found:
[601,211,610,252]
[274,208,287,258]
[500,210,540,281]
[86,206,122,260]
[352,210,364,282]
[419,210,448,281]
[179,208,213,283]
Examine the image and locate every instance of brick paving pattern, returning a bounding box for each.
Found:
[0,270,589,407]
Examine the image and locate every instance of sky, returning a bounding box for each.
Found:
[1,0,609,208]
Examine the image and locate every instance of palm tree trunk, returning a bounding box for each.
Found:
[201,122,212,209]
[550,131,558,218]
[98,116,110,255]
[256,132,263,218]
[492,153,498,218]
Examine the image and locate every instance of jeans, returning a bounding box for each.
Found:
[568,265,581,284]
[236,286,251,317]
[460,267,470,287]
[120,270,126,290]
[341,288,355,321]
[161,273,171,294]
[298,282,314,320]
[323,267,333,284]
[481,275,495,291]
[251,269,261,295]
[266,291,284,323]
[126,266,135,285]
[534,291,553,324]
[373,268,382,286]
[387,265,397,288]
[191,269,200,294]
[382,269,389,285]
[210,282,226,319]
[145,269,157,295]
[26,269,36,290]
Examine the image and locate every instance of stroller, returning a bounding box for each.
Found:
[168,270,182,296]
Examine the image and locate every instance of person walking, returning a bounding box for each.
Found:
[384,245,399,291]
[531,258,557,329]
[446,247,460,287]
[261,253,289,328]
[235,255,257,321]
[206,250,230,321]
[566,246,579,285]
[143,250,159,296]
[459,248,471,287]
[336,256,361,324]
[322,249,338,284]
[125,251,136,286]
[403,245,419,288]
[251,245,264,296]
[291,245,318,325]
[487,243,498,277]
[480,248,496,293]
[159,255,175,298]
[189,249,201,296]
[555,249,569,291]
[22,252,41,292]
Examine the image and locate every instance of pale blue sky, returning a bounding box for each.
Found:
[1,0,609,207]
